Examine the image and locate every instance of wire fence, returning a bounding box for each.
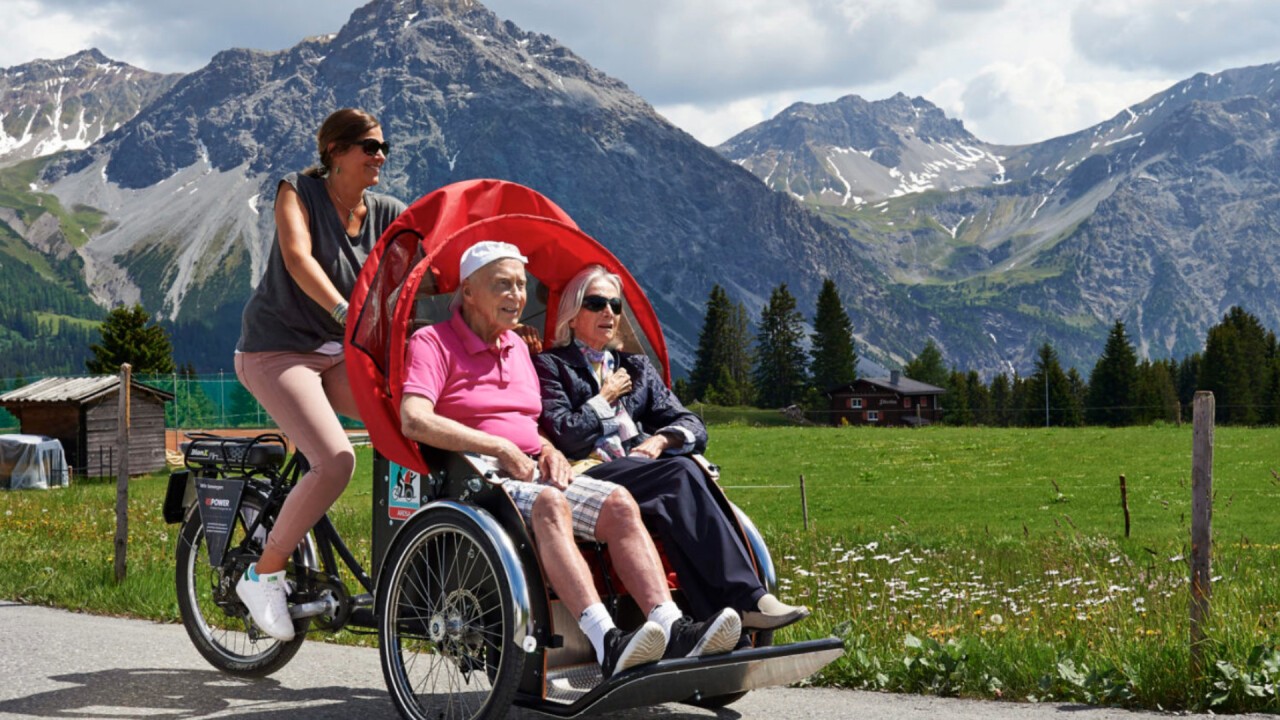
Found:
[0,374,1275,434]
[0,372,364,433]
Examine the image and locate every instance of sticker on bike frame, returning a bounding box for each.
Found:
[388,462,421,520]
[194,476,246,567]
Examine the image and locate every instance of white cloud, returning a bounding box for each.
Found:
[0,0,358,72]
[1072,0,1280,75]
[483,0,1008,105]
[656,94,814,147]
[0,1,99,68]
[0,0,1274,149]
[949,60,1172,144]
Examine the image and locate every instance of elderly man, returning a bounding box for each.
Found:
[399,241,740,679]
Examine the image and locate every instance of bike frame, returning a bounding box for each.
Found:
[176,433,378,632]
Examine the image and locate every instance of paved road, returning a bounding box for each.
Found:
[0,602,1261,719]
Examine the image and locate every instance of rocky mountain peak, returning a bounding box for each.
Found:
[30,0,894,376]
[0,50,180,166]
[719,92,1000,206]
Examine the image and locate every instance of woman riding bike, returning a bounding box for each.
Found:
[233,108,404,640]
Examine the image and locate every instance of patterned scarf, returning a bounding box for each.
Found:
[576,343,638,461]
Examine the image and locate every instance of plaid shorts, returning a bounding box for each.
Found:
[503,475,619,541]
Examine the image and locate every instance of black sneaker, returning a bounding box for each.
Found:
[662,608,741,659]
[601,620,666,679]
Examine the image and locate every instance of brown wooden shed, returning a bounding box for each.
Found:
[0,376,173,478]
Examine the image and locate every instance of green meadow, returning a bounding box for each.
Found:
[2,423,1279,711]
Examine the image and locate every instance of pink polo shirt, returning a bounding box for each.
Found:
[403,310,543,455]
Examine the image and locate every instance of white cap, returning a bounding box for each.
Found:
[459,241,529,281]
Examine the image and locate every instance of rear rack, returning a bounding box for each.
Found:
[181,432,288,475]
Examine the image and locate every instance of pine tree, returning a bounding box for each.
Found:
[723,301,756,406]
[1010,372,1029,426]
[1265,348,1280,426]
[1198,306,1272,424]
[1085,321,1138,426]
[904,340,948,388]
[966,369,991,425]
[1134,359,1180,424]
[1025,342,1073,426]
[672,377,693,404]
[989,373,1013,427]
[1176,353,1201,407]
[1065,367,1087,427]
[753,284,808,408]
[809,278,857,393]
[943,369,973,425]
[86,304,175,375]
[689,285,732,402]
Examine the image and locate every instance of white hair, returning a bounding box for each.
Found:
[553,265,625,348]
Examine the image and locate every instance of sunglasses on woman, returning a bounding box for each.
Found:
[354,138,391,157]
[581,295,623,314]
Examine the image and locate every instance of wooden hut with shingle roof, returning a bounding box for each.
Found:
[0,376,173,477]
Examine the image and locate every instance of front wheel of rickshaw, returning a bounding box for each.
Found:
[377,506,524,720]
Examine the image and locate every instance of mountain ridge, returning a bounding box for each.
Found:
[721,60,1280,372]
[1,6,1277,378]
[0,49,180,168]
[25,0,906,376]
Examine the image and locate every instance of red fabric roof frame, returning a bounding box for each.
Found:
[346,179,671,475]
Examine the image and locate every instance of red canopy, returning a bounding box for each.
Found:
[346,179,670,474]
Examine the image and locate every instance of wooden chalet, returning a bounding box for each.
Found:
[0,376,173,477]
[826,370,946,427]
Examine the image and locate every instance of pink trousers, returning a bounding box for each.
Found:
[234,351,360,561]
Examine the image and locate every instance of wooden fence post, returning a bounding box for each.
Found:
[1119,474,1131,538]
[114,364,132,583]
[799,475,810,531]
[1190,391,1214,677]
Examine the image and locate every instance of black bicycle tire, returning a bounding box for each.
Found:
[175,494,309,677]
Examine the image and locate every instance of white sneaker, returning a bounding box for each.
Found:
[235,563,295,641]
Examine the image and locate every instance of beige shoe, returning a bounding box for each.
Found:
[741,593,809,630]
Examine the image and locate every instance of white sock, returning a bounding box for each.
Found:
[579,603,616,664]
[648,601,682,640]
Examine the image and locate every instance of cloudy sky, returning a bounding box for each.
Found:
[4,0,1279,146]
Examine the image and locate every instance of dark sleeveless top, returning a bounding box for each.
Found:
[237,172,405,353]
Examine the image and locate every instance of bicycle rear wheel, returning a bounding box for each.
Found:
[175,493,309,677]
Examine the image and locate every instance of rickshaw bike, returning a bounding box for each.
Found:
[165,180,844,719]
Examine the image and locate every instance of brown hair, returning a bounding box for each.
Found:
[302,108,381,178]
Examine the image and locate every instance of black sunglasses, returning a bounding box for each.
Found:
[353,138,391,157]
[581,295,622,314]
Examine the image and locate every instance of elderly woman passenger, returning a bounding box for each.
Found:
[534,265,809,630]
[399,243,740,679]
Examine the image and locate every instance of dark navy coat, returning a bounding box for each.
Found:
[533,345,708,461]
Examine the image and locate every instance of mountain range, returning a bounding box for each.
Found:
[719,64,1280,369]
[0,0,1277,381]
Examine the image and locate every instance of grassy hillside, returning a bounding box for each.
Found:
[0,156,107,376]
